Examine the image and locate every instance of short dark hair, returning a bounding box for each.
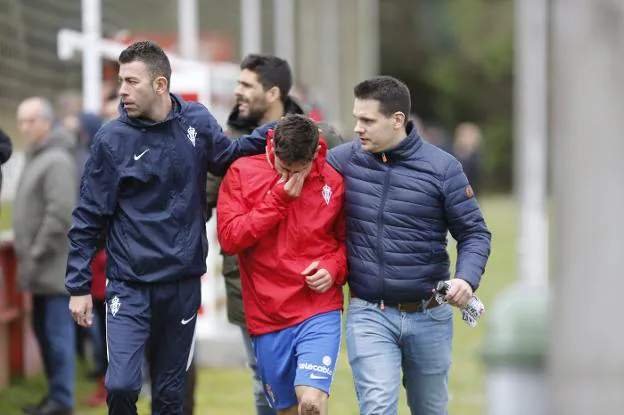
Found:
[273,114,319,164]
[241,54,292,103]
[118,41,172,89]
[354,76,411,122]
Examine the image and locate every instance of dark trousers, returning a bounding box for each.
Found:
[105,278,200,415]
[32,294,76,408]
[183,359,196,415]
[146,331,198,415]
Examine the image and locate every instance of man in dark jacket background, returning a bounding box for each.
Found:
[205,54,345,415]
[326,76,491,415]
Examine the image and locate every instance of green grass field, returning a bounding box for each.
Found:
[0,195,516,415]
[0,204,12,230]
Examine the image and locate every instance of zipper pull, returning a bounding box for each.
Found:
[380,299,385,311]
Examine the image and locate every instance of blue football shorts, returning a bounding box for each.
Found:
[252,310,342,410]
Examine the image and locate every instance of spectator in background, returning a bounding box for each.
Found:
[73,113,108,407]
[453,122,484,196]
[74,113,103,180]
[101,83,122,122]
[56,95,95,374]
[56,91,83,139]
[65,112,105,376]
[56,90,83,118]
[13,97,77,415]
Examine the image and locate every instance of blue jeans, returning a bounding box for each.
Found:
[241,327,277,415]
[346,297,453,415]
[32,295,76,408]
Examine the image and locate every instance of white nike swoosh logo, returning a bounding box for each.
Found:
[134,149,149,160]
[309,374,328,380]
[181,313,196,325]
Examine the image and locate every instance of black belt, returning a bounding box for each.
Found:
[350,293,441,313]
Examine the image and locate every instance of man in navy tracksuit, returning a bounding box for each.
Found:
[65,41,266,415]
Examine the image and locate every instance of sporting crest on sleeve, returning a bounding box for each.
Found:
[322,184,332,205]
[187,126,197,147]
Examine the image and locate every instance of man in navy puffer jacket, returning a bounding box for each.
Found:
[65,41,267,415]
[326,76,491,415]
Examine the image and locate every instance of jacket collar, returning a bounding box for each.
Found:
[118,93,186,128]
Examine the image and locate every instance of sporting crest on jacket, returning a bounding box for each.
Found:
[109,296,121,317]
[187,126,197,146]
[322,184,332,205]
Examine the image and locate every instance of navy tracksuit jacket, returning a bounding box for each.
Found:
[65,94,266,414]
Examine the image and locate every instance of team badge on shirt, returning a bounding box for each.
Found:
[187,126,197,147]
[322,184,332,205]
